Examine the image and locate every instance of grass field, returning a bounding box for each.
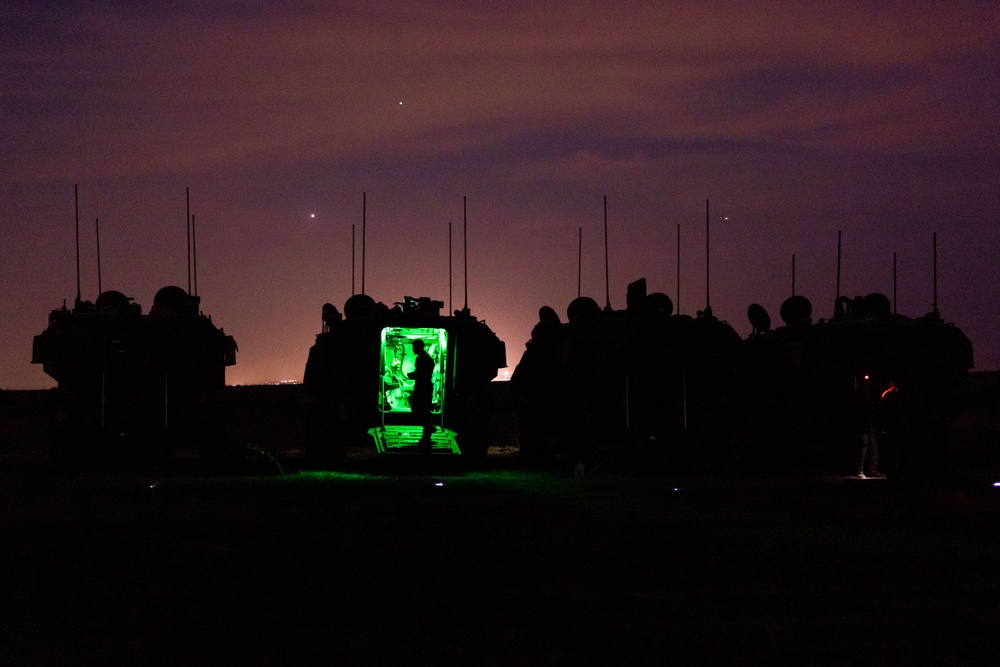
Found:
[2,381,999,664]
[1,459,998,665]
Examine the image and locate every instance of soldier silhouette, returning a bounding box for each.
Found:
[855,373,887,479]
[408,340,435,452]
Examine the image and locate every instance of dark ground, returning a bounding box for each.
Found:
[1,379,999,665]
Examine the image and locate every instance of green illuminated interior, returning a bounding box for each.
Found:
[379,326,447,415]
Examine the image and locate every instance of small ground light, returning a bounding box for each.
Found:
[435,482,444,487]
[993,482,999,488]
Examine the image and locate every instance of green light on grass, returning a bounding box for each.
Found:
[379,326,447,415]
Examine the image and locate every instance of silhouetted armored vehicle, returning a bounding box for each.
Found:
[512,278,745,469]
[32,287,238,466]
[303,294,506,465]
[743,292,973,474]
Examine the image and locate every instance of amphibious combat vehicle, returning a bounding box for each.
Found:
[31,186,237,467]
[742,230,974,474]
[512,278,745,469]
[32,287,238,466]
[303,294,506,465]
[743,291,973,474]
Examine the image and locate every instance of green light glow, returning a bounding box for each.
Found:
[379,327,447,415]
[368,424,461,454]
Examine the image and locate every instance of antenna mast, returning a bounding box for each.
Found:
[705,199,710,311]
[192,214,198,297]
[186,187,191,294]
[95,217,102,295]
[351,224,355,295]
[836,230,842,301]
[933,232,938,315]
[603,195,610,309]
[791,253,796,297]
[463,196,468,312]
[361,192,367,295]
[75,184,81,305]
[893,251,897,315]
[676,224,681,315]
[449,221,453,314]
[577,227,582,299]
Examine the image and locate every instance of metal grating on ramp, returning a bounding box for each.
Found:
[368,425,461,455]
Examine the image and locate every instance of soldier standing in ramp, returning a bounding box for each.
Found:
[408,340,435,452]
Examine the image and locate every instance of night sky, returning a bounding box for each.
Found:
[3,2,998,389]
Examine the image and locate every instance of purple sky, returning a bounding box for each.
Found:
[3,2,998,388]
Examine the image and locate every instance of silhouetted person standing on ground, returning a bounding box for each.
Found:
[408,340,434,451]
[855,374,887,479]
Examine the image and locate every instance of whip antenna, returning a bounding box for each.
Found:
[75,184,81,305]
[603,196,610,309]
[95,217,102,295]
[893,251,897,315]
[463,196,468,312]
[676,224,681,314]
[361,192,368,294]
[577,227,582,299]
[186,187,191,294]
[192,213,198,297]
[705,199,710,311]
[933,232,938,313]
[449,221,453,314]
[836,230,842,301]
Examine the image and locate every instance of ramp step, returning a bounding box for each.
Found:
[368,425,461,455]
